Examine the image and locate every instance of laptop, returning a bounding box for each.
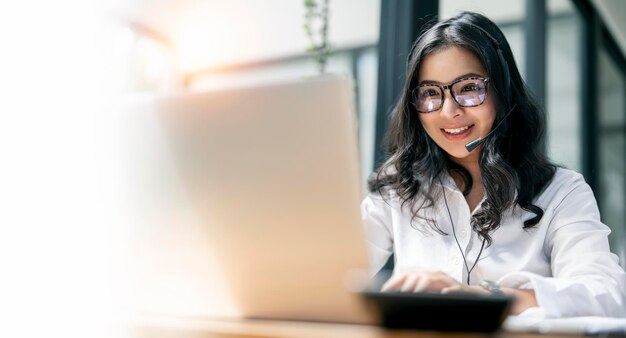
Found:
[126,75,376,324]
[125,74,511,331]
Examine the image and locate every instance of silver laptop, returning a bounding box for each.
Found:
[125,75,376,324]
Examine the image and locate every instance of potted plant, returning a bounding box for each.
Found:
[303,0,331,74]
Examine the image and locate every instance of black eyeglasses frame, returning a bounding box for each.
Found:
[412,76,491,113]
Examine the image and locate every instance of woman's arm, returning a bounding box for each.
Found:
[498,172,626,317]
[381,271,537,315]
[361,193,394,276]
[501,287,537,315]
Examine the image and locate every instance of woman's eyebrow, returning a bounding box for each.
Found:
[418,72,484,85]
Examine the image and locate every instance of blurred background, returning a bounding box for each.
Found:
[103,0,626,266]
[1,0,625,337]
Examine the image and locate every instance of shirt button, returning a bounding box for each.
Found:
[452,258,461,266]
[460,230,468,239]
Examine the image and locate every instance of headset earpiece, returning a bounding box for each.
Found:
[463,22,515,152]
[467,23,512,106]
[497,48,511,102]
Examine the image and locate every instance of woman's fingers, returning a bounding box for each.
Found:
[442,284,489,295]
[381,273,420,292]
[440,285,463,294]
[382,272,490,296]
[382,271,458,292]
[413,272,452,292]
[381,273,408,292]
[400,274,420,292]
[413,274,435,292]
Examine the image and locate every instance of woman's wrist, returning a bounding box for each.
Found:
[480,280,503,295]
[469,282,538,315]
[501,287,538,315]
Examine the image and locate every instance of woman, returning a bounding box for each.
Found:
[362,11,626,317]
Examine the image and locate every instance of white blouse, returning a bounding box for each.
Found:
[361,168,626,318]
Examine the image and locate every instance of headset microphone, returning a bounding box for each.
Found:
[463,23,514,153]
[464,103,516,153]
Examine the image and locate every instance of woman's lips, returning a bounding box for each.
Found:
[440,124,475,141]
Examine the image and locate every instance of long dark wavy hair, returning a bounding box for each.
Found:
[371,11,556,245]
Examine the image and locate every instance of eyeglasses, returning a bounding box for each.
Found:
[412,77,490,113]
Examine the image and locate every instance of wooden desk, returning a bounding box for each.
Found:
[131,315,581,338]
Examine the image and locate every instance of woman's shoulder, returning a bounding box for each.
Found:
[549,167,586,187]
[538,167,590,202]
[362,188,400,206]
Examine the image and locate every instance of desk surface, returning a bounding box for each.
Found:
[131,315,583,338]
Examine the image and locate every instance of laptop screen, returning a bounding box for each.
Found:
[127,75,375,324]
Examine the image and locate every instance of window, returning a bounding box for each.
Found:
[597,47,626,266]
[546,0,582,171]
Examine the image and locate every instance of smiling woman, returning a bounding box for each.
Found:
[416,47,496,161]
[362,11,626,318]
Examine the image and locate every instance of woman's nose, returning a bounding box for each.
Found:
[439,89,463,118]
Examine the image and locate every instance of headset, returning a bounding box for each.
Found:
[449,23,513,283]
[463,23,516,152]
[466,23,512,105]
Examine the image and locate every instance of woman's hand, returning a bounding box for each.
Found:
[381,271,538,315]
[381,271,488,294]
